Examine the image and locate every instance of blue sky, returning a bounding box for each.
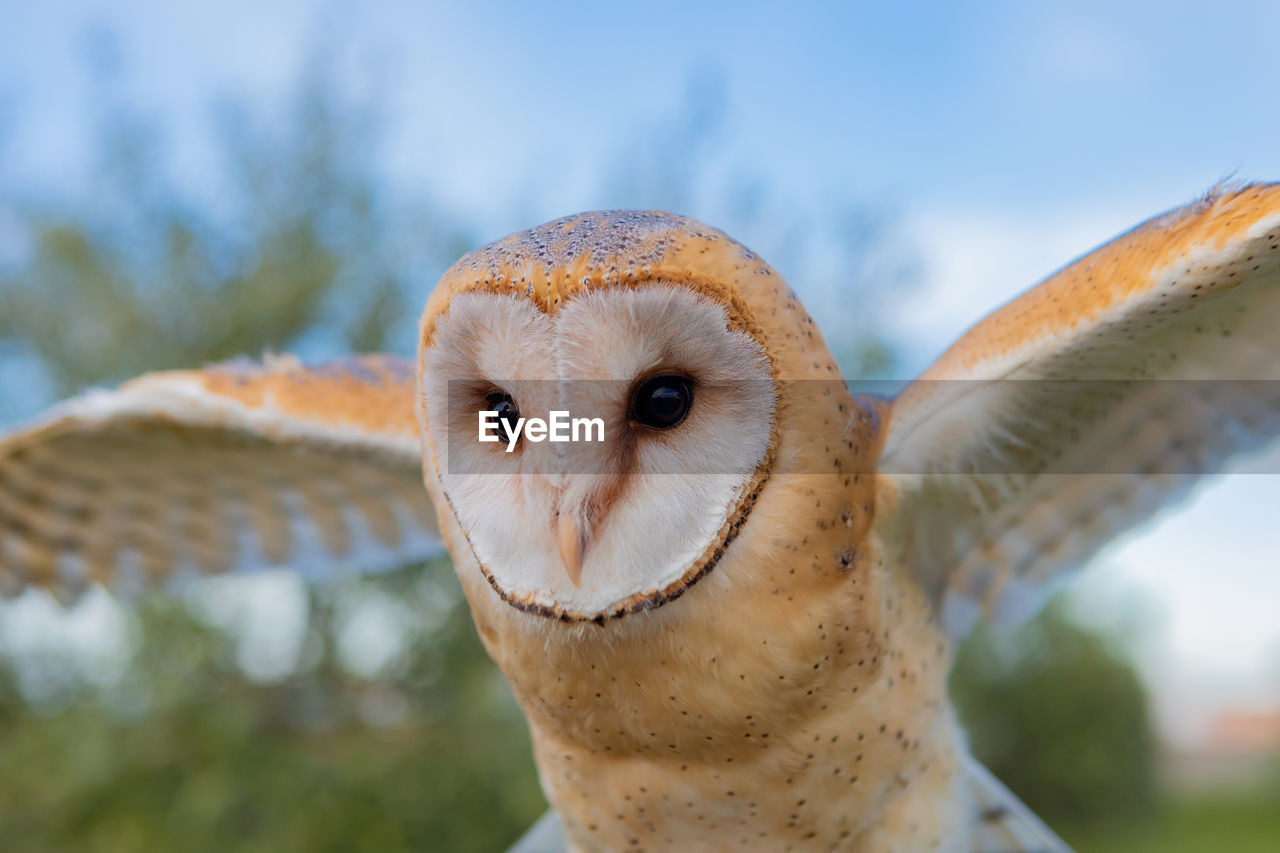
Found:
[9,2,1280,217]
[4,0,1280,743]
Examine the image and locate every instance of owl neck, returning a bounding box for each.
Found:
[498,541,951,750]
[470,525,963,845]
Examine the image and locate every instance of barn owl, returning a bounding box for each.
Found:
[3,184,1280,852]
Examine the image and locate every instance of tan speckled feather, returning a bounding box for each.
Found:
[0,354,440,600]
[883,183,1280,638]
[507,759,1070,853]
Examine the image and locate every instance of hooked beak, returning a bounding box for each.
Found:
[557,509,587,588]
[554,477,621,588]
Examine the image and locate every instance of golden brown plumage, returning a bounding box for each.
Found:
[0,354,437,600]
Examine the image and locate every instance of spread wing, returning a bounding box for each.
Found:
[880,183,1280,639]
[0,354,441,602]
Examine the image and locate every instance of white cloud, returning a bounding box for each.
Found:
[893,200,1155,371]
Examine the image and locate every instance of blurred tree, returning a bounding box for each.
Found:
[0,44,543,852]
[951,597,1157,826]
[0,567,545,853]
[0,50,469,400]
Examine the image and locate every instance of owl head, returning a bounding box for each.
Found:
[416,211,865,625]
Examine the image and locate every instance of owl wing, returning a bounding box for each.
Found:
[0,354,441,602]
[879,183,1280,640]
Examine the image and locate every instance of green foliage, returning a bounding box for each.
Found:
[0,566,545,852]
[1058,792,1280,853]
[950,598,1157,825]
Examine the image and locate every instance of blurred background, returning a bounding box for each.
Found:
[2,2,1279,851]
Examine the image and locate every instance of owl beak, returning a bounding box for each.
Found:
[557,510,587,588]
[555,477,621,588]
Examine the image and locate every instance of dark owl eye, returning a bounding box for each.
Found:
[484,392,520,445]
[631,375,693,430]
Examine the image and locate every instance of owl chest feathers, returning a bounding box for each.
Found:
[463,463,964,850]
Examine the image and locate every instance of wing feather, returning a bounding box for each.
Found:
[0,354,441,601]
[881,183,1280,639]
